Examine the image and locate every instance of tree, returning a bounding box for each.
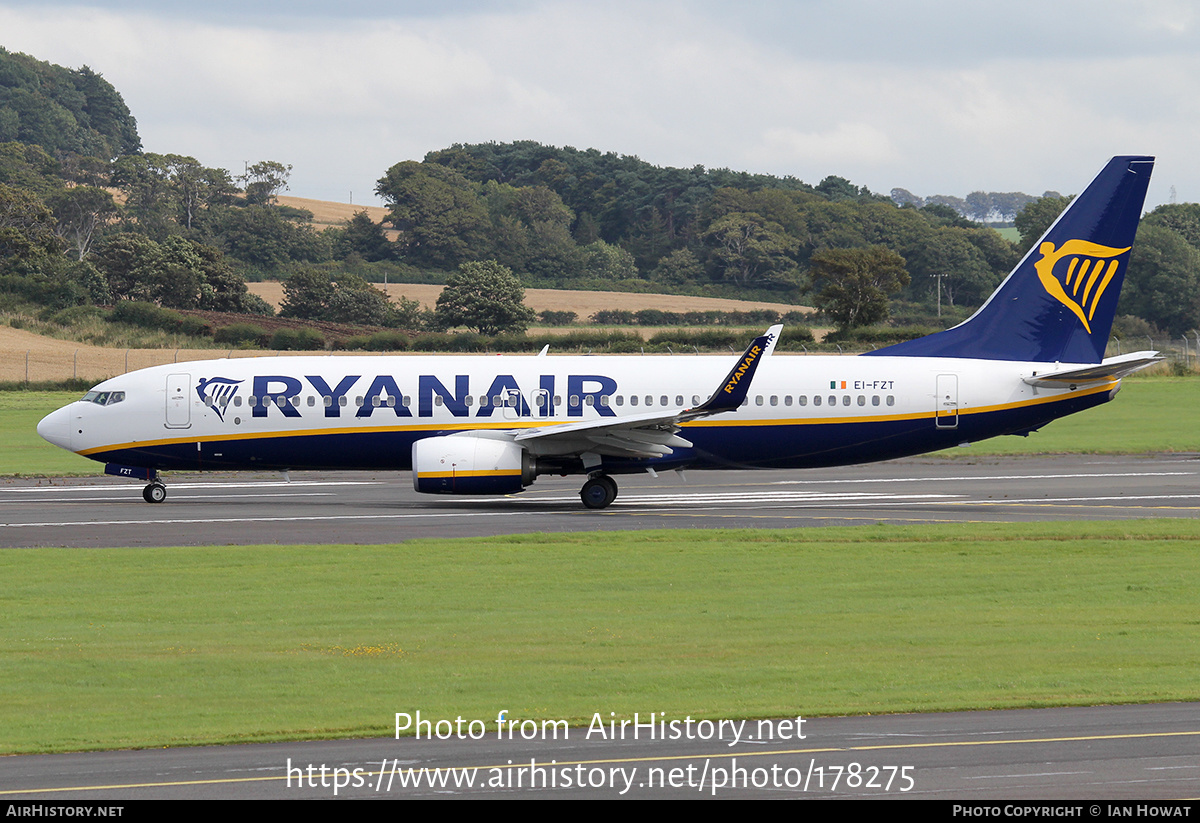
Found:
[376,161,490,268]
[1120,223,1200,336]
[93,232,250,311]
[338,210,393,262]
[702,211,800,287]
[435,260,535,335]
[1014,194,1073,256]
[808,246,909,330]
[240,160,291,206]
[47,185,117,260]
[0,182,62,270]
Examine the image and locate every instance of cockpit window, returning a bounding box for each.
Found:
[81,390,125,406]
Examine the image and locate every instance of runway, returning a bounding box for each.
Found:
[2,703,1197,799]
[1,453,1198,548]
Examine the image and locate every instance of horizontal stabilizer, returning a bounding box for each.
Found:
[1022,351,1162,387]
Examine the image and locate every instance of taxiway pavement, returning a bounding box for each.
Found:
[0,453,1196,548]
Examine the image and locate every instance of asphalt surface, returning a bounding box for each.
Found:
[1,453,1198,547]
[1,703,1197,799]
[2,454,1197,800]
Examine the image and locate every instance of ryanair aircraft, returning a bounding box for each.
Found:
[37,156,1159,509]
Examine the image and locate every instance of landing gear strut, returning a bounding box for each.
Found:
[142,481,167,503]
[580,474,618,510]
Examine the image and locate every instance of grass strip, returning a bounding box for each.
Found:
[1,521,1197,754]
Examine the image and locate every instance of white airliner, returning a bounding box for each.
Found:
[38,156,1160,509]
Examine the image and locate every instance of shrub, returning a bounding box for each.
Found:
[213,323,270,347]
[271,327,325,351]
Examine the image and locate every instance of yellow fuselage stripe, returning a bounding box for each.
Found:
[77,380,1115,457]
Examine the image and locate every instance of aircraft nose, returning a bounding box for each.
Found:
[37,406,73,451]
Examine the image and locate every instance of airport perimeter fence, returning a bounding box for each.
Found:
[3,336,1198,386]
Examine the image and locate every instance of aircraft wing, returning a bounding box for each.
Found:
[1022,351,1162,388]
[513,325,782,459]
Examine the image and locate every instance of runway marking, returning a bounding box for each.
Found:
[0,511,565,528]
[0,480,382,493]
[7,727,1200,796]
[0,493,338,503]
[771,471,1195,485]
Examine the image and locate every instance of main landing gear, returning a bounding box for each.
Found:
[580,474,618,510]
[142,481,167,503]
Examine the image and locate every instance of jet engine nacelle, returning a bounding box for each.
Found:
[412,435,536,495]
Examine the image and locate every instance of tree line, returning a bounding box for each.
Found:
[1,46,1197,339]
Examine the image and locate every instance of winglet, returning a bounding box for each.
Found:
[688,324,782,415]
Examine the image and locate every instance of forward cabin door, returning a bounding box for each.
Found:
[165,373,191,428]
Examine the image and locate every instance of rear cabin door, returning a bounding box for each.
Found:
[935,373,959,429]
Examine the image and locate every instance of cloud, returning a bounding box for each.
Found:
[0,1,1196,206]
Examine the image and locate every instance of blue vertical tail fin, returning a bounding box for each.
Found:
[867,156,1154,363]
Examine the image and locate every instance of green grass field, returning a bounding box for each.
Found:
[2,522,1197,754]
[2,377,1196,755]
[2,376,1196,477]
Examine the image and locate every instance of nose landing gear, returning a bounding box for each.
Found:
[143,481,167,503]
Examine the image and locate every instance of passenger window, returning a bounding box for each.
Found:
[755,396,763,406]
[886,395,895,406]
[435,396,444,406]
[234,396,242,407]
[675,395,684,406]
[799,396,807,406]
[659,395,668,406]
[570,395,579,407]
[813,396,821,406]
[339,396,348,406]
[784,396,792,406]
[630,396,639,406]
[585,395,595,406]
[615,395,623,406]
[645,396,653,406]
[842,396,850,406]
[872,395,880,406]
[692,395,701,405]
[857,395,865,406]
[770,396,778,406]
[828,396,836,406]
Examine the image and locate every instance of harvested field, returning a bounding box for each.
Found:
[0,286,815,383]
[0,325,359,384]
[248,281,811,315]
[276,195,390,231]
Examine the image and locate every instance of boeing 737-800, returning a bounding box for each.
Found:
[37,156,1159,509]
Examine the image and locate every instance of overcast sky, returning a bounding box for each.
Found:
[2,0,1195,209]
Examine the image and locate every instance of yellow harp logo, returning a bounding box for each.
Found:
[1033,239,1129,334]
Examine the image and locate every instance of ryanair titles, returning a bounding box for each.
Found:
[721,344,762,396]
[209,373,619,420]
